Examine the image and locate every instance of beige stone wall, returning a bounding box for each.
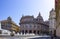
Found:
[56,10,60,37]
[55,0,60,37]
[56,26,60,36]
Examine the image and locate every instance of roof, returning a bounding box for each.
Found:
[21,16,34,19]
[1,19,19,27]
[50,8,55,13]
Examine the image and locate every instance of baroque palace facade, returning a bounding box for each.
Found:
[19,12,49,35]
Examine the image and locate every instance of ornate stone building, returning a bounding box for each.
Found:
[1,17,20,33]
[19,12,49,35]
[49,9,56,35]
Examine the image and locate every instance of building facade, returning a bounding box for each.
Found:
[0,21,11,35]
[19,12,49,35]
[55,0,60,37]
[1,17,20,33]
[49,9,56,35]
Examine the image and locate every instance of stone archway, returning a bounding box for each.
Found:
[29,30,32,33]
[22,30,24,34]
[25,30,28,34]
[37,31,39,35]
[33,30,36,34]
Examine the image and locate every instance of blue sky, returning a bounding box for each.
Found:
[0,0,54,25]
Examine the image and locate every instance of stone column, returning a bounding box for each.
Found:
[32,30,33,33]
[39,31,40,35]
[36,30,37,35]
[24,30,25,35]
[28,30,29,34]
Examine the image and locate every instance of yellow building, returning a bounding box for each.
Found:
[55,0,60,37]
[1,16,20,33]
